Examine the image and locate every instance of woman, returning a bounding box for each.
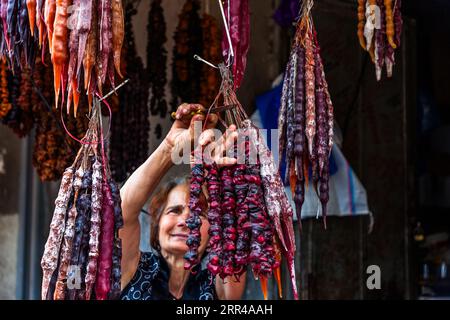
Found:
[119,103,246,300]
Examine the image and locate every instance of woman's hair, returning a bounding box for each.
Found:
[148,176,190,250]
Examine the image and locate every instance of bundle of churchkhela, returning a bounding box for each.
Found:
[41,98,123,300]
[51,0,125,115]
[110,1,149,183]
[0,0,124,115]
[0,0,40,70]
[0,0,125,115]
[221,0,249,90]
[278,0,334,229]
[0,59,34,137]
[184,64,298,300]
[357,0,402,80]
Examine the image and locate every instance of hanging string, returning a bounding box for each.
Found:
[194,0,235,69]
[60,96,112,146]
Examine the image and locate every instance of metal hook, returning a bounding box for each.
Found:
[193,54,219,69]
[98,79,130,102]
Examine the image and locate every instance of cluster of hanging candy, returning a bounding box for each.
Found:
[184,63,299,300]
[41,98,123,300]
[357,0,402,80]
[220,0,249,90]
[0,59,34,137]
[0,0,40,70]
[110,1,149,183]
[0,0,125,116]
[278,0,334,229]
[110,0,222,184]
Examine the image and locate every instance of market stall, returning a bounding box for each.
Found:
[1,0,448,301]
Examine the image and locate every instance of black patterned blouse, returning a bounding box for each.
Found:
[120,250,217,300]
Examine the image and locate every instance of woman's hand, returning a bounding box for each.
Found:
[164,103,218,162]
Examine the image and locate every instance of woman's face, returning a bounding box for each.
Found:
[158,183,210,257]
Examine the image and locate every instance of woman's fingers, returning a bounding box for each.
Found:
[188,112,218,132]
[187,115,205,150]
[214,125,235,149]
[186,123,241,167]
[175,103,205,121]
[176,103,204,118]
